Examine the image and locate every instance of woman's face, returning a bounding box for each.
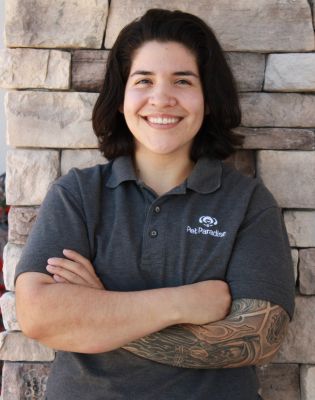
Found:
[123,40,205,161]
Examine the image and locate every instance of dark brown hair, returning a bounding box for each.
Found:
[92,8,243,161]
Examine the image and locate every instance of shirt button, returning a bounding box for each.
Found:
[150,230,158,238]
[154,206,161,214]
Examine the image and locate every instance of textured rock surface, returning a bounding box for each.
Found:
[6,150,59,206]
[8,207,38,246]
[237,128,315,150]
[257,364,300,400]
[0,332,55,362]
[2,243,23,292]
[276,296,315,363]
[299,249,315,295]
[291,249,298,284]
[105,0,315,51]
[284,211,315,247]
[301,365,315,400]
[61,150,107,175]
[224,150,255,177]
[227,52,265,92]
[6,91,98,149]
[1,362,52,400]
[241,93,315,127]
[72,50,108,92]
[0,292,19,331]
[265,53,315,92]
[0,48,70,89]
[257,151,315,208]
[5,0,108,48]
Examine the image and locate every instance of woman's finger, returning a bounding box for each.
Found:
[47,257,96,285]
[62,249,96,274]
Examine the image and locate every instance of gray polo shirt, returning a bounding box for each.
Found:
[15,156,295,400]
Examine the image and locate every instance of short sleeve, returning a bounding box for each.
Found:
[15,180,91,282]
[226,197,295,319]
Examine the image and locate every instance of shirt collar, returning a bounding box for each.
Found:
[106,155,222,194]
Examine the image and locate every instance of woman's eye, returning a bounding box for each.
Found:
[176,79,191,86]
[135,79,152,85]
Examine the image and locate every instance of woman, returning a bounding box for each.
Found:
[15,9,295,400]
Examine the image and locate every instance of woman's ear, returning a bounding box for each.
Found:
[119,104,124,114]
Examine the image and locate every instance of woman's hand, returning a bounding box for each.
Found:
[46,249,105,290]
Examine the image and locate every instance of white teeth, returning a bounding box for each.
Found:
[147,116,180,125]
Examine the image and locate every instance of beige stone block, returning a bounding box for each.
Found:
[292,249,298,284]
[5,0,108,49]
[241,93,315,127]
[227,52,265,92]
[257,364,300,400]
[275,296,315,363]
[299,249,315,295]
[0,332,55,362]
[257,151,315,208]
[224,150,255,177]
[265,54,315,92]
[0,49,70,89]
[105,0,314,51]
[61,150,107,175]
[8,207,38,246]
[3,243,23,291]
[284,211,315,248]
[72,50,108,92]
[6,91,98,148]
[0,292,19,331]
[1,362,52,400]
[237,128,315,150]
[6,149,59,206]
[301,365,315,400]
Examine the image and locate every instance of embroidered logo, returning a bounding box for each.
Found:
[186,215,226,238]
[199,216,218,228]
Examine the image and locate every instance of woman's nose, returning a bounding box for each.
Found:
[148,86,177,107]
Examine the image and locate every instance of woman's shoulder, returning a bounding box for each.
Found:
[221,160,279,210]
[52,161,113,198]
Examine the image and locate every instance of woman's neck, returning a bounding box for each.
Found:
[134,151,195,196]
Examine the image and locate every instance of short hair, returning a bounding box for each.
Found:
[92,8,243,161]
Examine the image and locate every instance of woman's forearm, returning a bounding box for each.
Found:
[123,298,289,369]
[15,273,231,354]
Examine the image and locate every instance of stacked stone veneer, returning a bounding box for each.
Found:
[0,0,315,399]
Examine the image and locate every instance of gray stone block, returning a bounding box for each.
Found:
[1,361,52,400]
[6,150,60,206]
[227,52,265,92]
[241,93,315,128]
[105,0,315,52]
[0,292,19,331]
[6,91,98,149]
[265,53,315,92]
[5,0,108,49]
[275,296,315,363]
[257,363,300,400]
[284,211,315,248]
[237,128,315,150]
[0,49,70,90]
[72,50,108,92]
[257,151,315,208]
[299,249,315,295]
[301,365,315,400]
[8,208,38,246]
[61,150,107,175]
[0,332,55,362]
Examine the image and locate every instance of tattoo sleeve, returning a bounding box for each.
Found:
[122,299,289,369]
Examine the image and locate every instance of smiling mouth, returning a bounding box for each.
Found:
[143,115,182,127]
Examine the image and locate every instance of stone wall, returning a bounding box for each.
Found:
[0,0,315,399]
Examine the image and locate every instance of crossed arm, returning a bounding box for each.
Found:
[123,298,288,369]
[16,250,289,368]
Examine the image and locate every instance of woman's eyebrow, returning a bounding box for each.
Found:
[129,70,199,78]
